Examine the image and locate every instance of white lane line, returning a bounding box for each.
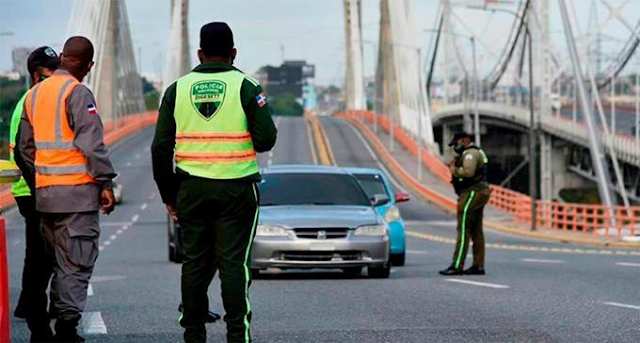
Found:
[602,302,640,310]
[103,241,111,246]
[140,203,148,211]
[109,235,117,241]
[135,154,141,159]
[521,258,565,264]
[122,225,129,231]
[98,246,104,251]
[101,221,133,227]
[131,214,139,223]
[116,229,123,235]
[445,278,510,289]
[405,220,457,227]
[615,262,640,267]
[126,162,132,167]
[346,121,409,193]
[87,284,94,297]
[82,311,107,334]
[305,117,319,165]
[407,250,428,255]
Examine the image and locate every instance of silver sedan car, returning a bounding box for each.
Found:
[251,165,390,278]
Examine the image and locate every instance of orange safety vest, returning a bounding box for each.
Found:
[25,74,95,189]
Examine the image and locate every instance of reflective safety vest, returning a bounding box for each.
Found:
[25,74,95,189]
[174,70,259,180]
[9,92,31,197]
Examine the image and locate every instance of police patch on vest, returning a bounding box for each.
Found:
[190,80,226,120]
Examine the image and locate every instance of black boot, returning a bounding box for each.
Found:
[464,266,485,275]
[28,322,54,343]
[178,303,221,323]
[54,318,85,343]
[438,266,464,276]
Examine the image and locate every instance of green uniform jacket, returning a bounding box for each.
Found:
[152,62,278,205]
[9,91,31,197]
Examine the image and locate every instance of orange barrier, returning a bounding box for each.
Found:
[0,218,8,342]
[340,110,640,238]
[0,111,158,211]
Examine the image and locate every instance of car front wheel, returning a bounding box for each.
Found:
[368,264,390,278]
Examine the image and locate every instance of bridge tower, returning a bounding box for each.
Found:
[343,0,366,110]
[67,0,146,124]
[375,0,434,146]
[163,0,191,90]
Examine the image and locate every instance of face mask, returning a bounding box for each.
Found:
[453,144,465,154]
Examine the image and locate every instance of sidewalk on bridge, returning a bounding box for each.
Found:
[337,116,640,249]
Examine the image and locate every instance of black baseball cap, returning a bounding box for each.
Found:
[200,22,234,57]
[27,46,59,75]
[448,132,473,146]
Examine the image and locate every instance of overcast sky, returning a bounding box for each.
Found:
[0,0,638,86]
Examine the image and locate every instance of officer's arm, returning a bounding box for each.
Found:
[16,106,36,192]
[151,82,179,205]
[452,152,478,178]
[67,85,117,190]
[242,79,277,153]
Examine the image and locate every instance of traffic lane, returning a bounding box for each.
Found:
[319,116,640,251]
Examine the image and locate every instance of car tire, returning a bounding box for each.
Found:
[368,264,390,278]
[391,252,405,266]
[342,267,363,277]
[251,269,261,279]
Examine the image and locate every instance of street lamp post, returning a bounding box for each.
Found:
[471,37,480,147]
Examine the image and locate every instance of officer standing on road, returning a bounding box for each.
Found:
[439,132,490,276]
[10,46,58,341]
[152,22,277,343]
[17,36,116,342]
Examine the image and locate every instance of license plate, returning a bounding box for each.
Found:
[309,242,335,251]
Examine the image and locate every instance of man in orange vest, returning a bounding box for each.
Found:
[16,36,116,342]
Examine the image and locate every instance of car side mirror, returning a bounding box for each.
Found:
[0,160,21,184]
[371,194,390,207]
[394,192,410,203]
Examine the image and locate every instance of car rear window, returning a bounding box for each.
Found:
[260,173,370,206]
[353,174,390,202]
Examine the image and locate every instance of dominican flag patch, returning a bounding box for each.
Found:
[87,103,99,115]
[256,92,268,107]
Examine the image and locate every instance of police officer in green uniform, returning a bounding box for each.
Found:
[439,132,490,276]
[11,46,58,341]
[152,22,277,343]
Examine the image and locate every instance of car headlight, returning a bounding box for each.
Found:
[384,206,401,223]
[354,224,387,236]
[256,225,291,237]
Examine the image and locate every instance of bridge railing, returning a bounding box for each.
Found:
[343,110,640,238]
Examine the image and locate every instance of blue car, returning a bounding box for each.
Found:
[344,168,409,266]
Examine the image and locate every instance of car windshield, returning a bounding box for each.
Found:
[353,173,390,204]
[260,172,371,206]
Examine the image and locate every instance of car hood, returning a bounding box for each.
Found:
[259,205,381,229]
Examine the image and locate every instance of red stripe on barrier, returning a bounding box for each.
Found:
[0,217,9,342]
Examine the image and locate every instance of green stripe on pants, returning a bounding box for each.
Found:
[455,190,476,269]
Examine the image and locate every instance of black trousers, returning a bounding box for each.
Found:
[176,178,259,343]
[14,196,53,329]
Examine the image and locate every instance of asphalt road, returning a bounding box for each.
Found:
[7,116,640,342]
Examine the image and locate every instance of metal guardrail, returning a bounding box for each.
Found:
[433,102,640,167]
[343,110,640,238]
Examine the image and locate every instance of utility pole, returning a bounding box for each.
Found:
[471,37,480,147]
[527,23,537,231]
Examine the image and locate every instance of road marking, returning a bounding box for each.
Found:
[405,220,457,227]
[140,203,148,210]
[91,275,127,283]
[122,225,129,231]
[346,121,409,193]
[103,241,111,246]
[406,230,640,256]
[135,154,141,159]
[305,117,319,165]
[445,278,510,289]
[407,250,428,255]
[109,235,117,241]
[602,302,640,310]
[87,284,94,297]
[131,214,139,223]
[521,258,565,264]
[116,229,123,235]
[82,311,107,334]
[615,262,640,267]
[126,162,132,167]
[98,246,104,251]
[101,221,133,227]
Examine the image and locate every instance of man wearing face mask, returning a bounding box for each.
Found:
[152,22,276,343]
[17,36,116,342]
[10,46,58,341]
[439,132,490,276]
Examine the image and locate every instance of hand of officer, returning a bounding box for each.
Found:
[166,204,178,222]
[100,189,116,215]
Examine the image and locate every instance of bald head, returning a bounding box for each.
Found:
[60,36,95,81]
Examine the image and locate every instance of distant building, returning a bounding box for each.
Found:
[12,47,33,76]
[257,60,315,101]
[302,85,317,110]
